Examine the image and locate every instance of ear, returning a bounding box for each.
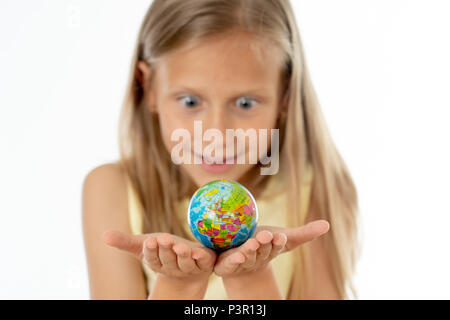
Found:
[137,60,157,114]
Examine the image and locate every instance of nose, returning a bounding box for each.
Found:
[201,104,237,158]
[203,104,231,136]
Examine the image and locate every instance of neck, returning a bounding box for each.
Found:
[237,163,271,200]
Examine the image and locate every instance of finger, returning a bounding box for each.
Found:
[284,220,330,252]
[255,230,273,264]
[192,247,216,271]
[103,230,144,259]
[267,232,287,260]
[143,237,162,270]
[214,252,245,277]
[157,234,178,270]
[240,238,260,269]
[173,242,199,274]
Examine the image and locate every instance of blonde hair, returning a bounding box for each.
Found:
[117,0,361,299]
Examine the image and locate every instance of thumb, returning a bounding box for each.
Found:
[103,230,145,259]
[283,220,330,252]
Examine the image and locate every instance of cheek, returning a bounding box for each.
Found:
[238,113,279,157]
[157,112,179,152]
[157,112,195,154]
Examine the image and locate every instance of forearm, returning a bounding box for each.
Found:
[222,263,284,300]
[148,274,209,300]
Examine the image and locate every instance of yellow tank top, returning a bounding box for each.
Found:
[126,164,314,299]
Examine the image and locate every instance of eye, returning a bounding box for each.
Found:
[236,97,257,110]
[178,95,200,108]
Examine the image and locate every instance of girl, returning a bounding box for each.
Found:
[82,0,360,300]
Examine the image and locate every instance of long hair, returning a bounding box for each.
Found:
[117,0,361,299]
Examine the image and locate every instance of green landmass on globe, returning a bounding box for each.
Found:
[187,179,258,251]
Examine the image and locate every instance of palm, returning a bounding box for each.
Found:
[252,219,329,254]
[103,230,216,264]
[213,219,330,277]
[103,220,329,279]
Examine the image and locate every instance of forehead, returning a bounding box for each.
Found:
[154,32,284,94]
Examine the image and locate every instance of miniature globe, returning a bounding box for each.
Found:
[187,179,258,251]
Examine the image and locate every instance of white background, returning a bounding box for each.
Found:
[1,0,449,299]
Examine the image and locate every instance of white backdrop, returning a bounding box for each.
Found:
[1,0,449,299]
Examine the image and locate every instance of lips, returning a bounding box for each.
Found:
[193,152,238,164]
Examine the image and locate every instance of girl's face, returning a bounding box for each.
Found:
[140,31,285,188]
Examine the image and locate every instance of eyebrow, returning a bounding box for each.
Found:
[167,85,270,100]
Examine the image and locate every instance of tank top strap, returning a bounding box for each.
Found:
[125,174,144,235]
[300,162,314,219]
[124,175,156,293]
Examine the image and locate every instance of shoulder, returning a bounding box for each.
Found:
[83,162,126,191]
[82,162,130,232]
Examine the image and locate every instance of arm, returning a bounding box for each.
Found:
[222,263,283,300]
[149,274,209,300]
[213,220,331,300]
[82,164,147,299]
[221,235,340,300]
[83,164,213,300]
[102,230,216,300]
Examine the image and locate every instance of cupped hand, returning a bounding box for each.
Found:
[213,219,330,278]
[103,230,217,281]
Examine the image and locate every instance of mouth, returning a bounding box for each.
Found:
[192,152,241,174]
[193,152,239,164]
